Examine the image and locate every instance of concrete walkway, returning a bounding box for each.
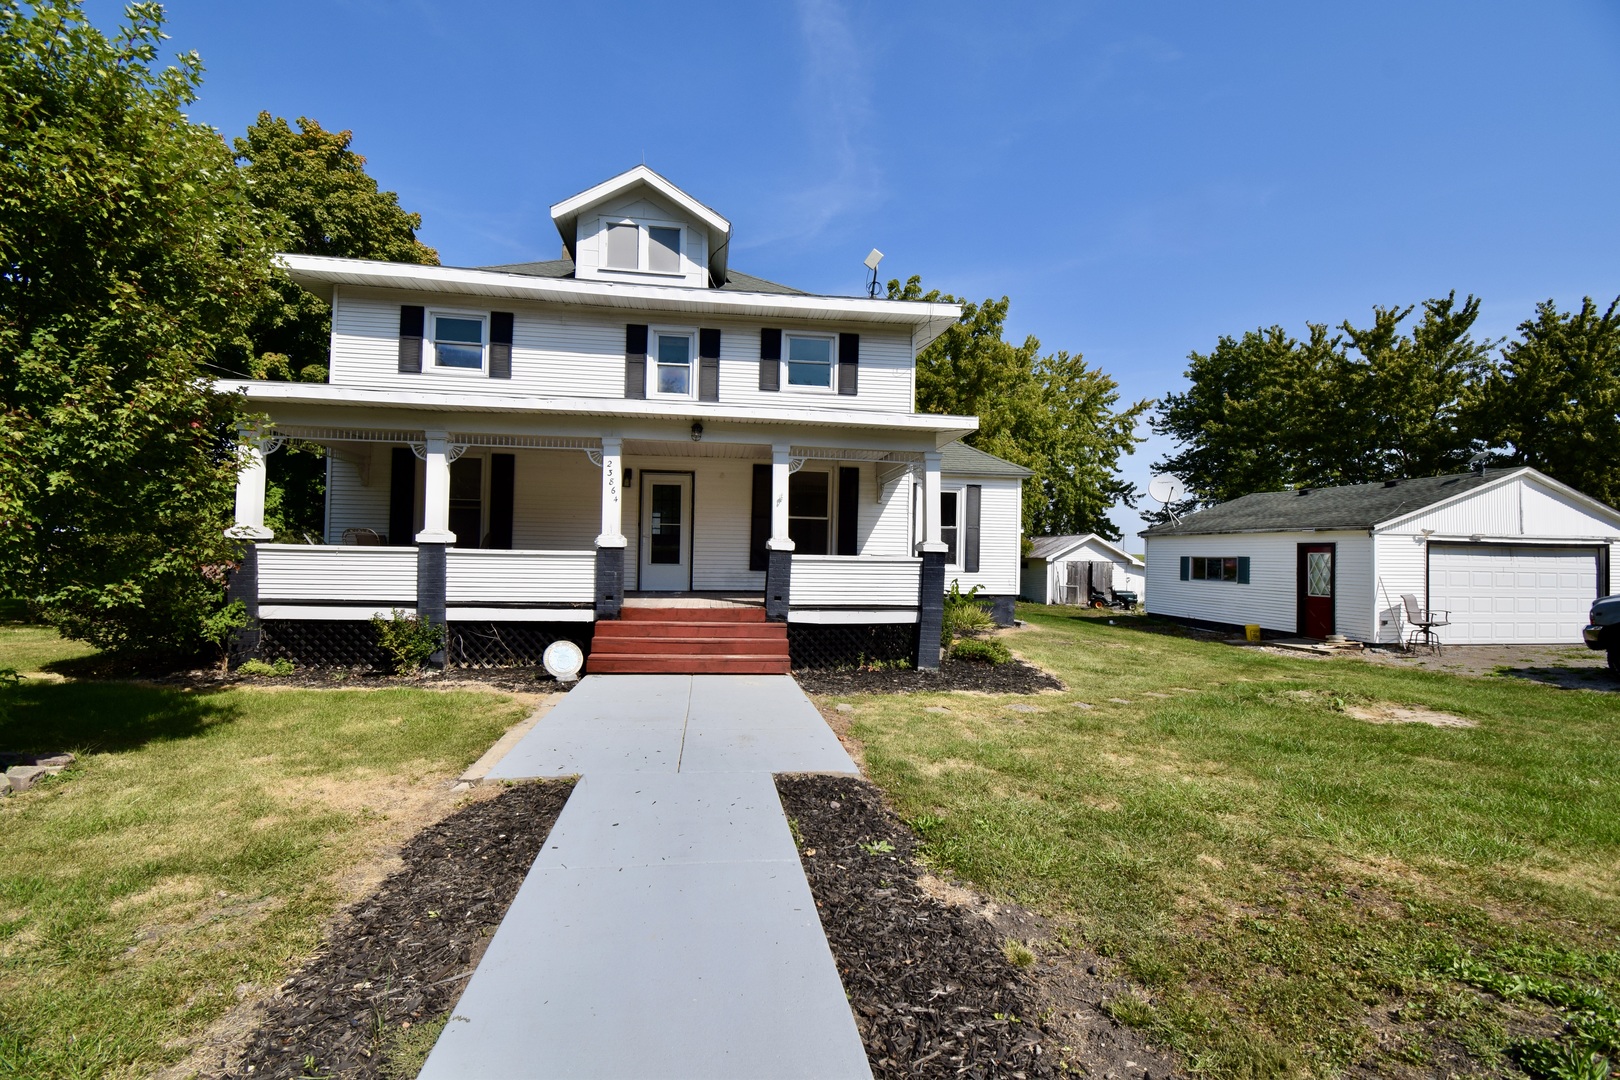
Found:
[418,675,872,1080]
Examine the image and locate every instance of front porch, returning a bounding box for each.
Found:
[227,422,955,670]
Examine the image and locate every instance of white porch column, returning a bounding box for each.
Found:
[416,432,456,544]
[768,444,795,551]
[597,437,627,548]
[917,450,946,553]
[226,432,274,541]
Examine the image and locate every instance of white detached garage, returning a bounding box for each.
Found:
[1142,468,1619,645]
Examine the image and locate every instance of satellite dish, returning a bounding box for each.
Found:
[543,640,584,684]
[1148,474,1187,504]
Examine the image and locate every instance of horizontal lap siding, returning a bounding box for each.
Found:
[325,447,394,544]
[445,550,594,604]
[1145,531,1368,636]
[862,471,912,556]
[1372,533,1429,643]
[258,546,416,602]
[513,450,599,550]
[329,289,915,413]
[791,557,921,606]
[944,478,1021,597]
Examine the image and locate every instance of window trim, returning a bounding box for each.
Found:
[648,325,698,399]
[427,308,488,374]
[1183,555,1250,583]
[781,331,838,395]
[597,215,688,278]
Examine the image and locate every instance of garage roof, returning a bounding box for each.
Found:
[1143,469,1541,536]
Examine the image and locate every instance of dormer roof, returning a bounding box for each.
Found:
[550,166,731,285]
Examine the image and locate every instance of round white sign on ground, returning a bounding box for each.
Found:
[543,640,584,683]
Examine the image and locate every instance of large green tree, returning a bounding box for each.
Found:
[1150,293,1496,518]
[890,277,1148,540]
[1482,297,1620,507]
[229,113,439,537]
[0,0,272,653]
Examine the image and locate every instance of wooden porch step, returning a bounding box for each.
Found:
[593,621,785,640]
[591,635,788,656]
[585,654,792,675]
[619,606,767,623]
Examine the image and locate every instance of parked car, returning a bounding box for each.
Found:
[1583,595,1620,673]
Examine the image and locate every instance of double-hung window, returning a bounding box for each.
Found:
[788,471,831,554]
[602,219,684,274]
[654,330,694,396]
[432,313,485,370]
[940,490,960,565]
[785,333,834,389]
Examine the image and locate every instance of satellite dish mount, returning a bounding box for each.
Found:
[864,248,884,299]
[1147,474,1188,524]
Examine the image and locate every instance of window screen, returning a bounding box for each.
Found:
[786,335,832,387]
[656,333,691,394]
[648,226,681,273]
[605,222,637,268]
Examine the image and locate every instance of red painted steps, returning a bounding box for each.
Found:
[586,606,790,675]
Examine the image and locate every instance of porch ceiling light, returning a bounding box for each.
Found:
[690,422,703,442]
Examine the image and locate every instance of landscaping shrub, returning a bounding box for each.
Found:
[943,581,994,642]
[952,637,1011,665]
[236,657,293,677]
[370,609,444,673]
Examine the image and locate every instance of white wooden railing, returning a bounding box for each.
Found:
[789,555,921,608]
[445,549,595,605]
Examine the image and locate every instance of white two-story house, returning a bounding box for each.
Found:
[221,167,1028,673]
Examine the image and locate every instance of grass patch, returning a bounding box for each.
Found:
[845,605,1620,1076]
[0,620,526,1079]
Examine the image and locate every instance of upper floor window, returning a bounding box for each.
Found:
[602,219,684,275]
[654,330,693,396]
[433,313,485,370]
[786,333,834,389]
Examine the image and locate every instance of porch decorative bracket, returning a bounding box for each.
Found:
[788,457,806,475]
[412,442,469,463]
[585,449,603,468]
[258,436,286,456]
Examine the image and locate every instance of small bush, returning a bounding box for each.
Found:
[943,581,994,641]
[371,609,444,673]
[237,657,293,677]
[952,637,1011,665]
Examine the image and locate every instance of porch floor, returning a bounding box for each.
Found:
[417,675,870,1079]
[622,591,764,609]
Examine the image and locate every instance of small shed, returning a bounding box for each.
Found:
[1020,534,1145,606]
[1141,467,1620,645]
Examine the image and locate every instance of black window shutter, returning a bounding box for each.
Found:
[389,447,416,545]
[749,463,772,571]
[759,328,781,391]
[398,305,424,373]
[963,484,981,573]
[1237,556,1251,584]
[625,324,648,399]
[489,311,514,379]
[837,466,860,556]
[1180,556,1190,581]
[698,327,721,402]
[488,453,515,549]
[837,332,859,396]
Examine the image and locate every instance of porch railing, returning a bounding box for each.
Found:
[255,544,595,609]
[445,549,595,605]
[789,555,922,608]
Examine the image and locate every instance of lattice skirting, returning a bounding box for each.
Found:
[788,622,918,670]
[256,620,592,670]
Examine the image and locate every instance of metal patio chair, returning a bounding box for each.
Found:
[1401,593,1450,653]
[341,527,384,546]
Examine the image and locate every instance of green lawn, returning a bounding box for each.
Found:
[841,606,1620,1078]
[0,623,527,1079]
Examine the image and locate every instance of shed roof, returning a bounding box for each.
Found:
[1142,469,1530,536]
[940,442,1033,478]
[1027,533,1143,565]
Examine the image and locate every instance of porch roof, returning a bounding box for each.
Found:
[220,380,978,446]
[277,254,963,350]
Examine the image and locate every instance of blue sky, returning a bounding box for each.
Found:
[91,1,1620,541]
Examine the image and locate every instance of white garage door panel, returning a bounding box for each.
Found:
[1429,546,1599,644]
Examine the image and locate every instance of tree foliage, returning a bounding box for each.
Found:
[228,113,439,537]
[890,276,1148,540]
[0,0,273,654]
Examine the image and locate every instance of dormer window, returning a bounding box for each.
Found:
[432,313,486,370]
[601,218,684,275]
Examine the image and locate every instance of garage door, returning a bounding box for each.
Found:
[1428,545,1600,644]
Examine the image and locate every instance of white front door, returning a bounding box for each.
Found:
[639,473,693,591]
[1429,544,1600,644]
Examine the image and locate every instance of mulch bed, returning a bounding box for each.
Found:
[795,656,1063,696]
[217,780,573,1080]
[779,774,1181,1080]
[155,666,568,693]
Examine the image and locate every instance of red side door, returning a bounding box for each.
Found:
[1298,543,1335,639]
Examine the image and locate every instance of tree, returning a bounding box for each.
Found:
[890,277,1148,540]
[1482,297,1620,507]
[229,113,440,536]
[0,0,273,654]
[1149,294,1496,519]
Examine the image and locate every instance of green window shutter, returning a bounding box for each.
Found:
[1180,556,1190,581]
[1237,556,1251,584]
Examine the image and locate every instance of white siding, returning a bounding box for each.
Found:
[513,450,600,550]
[325,445,395,544]
[1036,539,1146,604]
[939,478,1022,597]
[258,545,417,604]
[1145,531,1371,637]
[445,549,594,605]
[791,556,921,607]
[1371,532,1429,643]
[328,288,916,413]
[1020,560,1050,604]
[573,191,710,289]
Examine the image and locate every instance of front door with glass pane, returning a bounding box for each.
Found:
[1297,543,1335,638]
[639,473,693,591]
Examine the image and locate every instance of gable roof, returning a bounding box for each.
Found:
[1142,467,1620,537]
[549,166,731,285]
[1028,533,1143,566]
[479,257,806,296]
[940,441,1033,478]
